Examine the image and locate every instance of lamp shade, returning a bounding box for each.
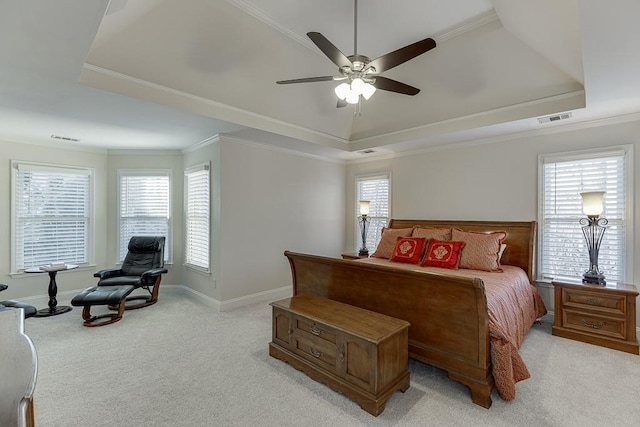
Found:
[581,191,605,216]
[345,91,359,104]
[359,200,370,216]
[361,82,376,100]
[334,83,350,100]
[351,78,365,95]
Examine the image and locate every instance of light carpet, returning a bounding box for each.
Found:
[22,292,640,426]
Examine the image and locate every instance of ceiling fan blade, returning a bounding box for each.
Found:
[368,38,436,73]
[307,32,352,69]
[336,99,347,108]
[276,76,336,84]
[372,76,420,95]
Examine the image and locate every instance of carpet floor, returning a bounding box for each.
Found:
[23,292,640,426]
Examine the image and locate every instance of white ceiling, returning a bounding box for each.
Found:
[2,0,640,159]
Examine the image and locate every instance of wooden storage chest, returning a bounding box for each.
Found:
[269,294,410,416]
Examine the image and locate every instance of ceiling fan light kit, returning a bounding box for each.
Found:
[276,0,436,112]
[335,77,376,104]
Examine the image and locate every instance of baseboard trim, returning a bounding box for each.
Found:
[219,286,292,312]
[13,285,292,314]
[163,284,293,312]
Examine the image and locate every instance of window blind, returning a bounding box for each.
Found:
[118,171,171,262]
[540,151,626,282]
[356,175,390,252]
[13,162,91,270]
[184,163,210,272]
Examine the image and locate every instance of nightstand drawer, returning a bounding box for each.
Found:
[563,310,626,340]
[563,288,625,315]
[552,280,639,354]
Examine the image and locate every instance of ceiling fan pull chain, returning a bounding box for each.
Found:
[354,98,362,117]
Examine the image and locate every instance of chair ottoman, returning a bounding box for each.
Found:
[71,285,135,327]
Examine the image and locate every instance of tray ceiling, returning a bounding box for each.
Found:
[2,1,640,158]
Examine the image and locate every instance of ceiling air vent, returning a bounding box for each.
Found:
[51,134,80,142]
[359,149,376,155]
[537,112,572,124]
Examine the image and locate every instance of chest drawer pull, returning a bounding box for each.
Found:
[340,344,345,365]
[310,324,322,336]
[581,319,605,329]
[586,298,600,305]
[310,348,322,358]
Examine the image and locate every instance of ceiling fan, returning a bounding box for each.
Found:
[276,0,437,109]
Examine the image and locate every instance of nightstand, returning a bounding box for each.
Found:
[341,253,369,260]
[552,279,639,354]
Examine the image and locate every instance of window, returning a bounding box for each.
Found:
[356,174,391,252]
[184,163,210,272]
[539,147,632,283]
[118,170,171,262]
[11,161,93,271]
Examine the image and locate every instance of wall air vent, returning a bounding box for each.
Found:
[50,134,80,142]
[537,112,573,124]
[359,149,376,154]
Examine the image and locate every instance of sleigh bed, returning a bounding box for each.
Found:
[284,219,546,408]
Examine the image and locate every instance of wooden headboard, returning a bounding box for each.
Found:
[388,219,537,283]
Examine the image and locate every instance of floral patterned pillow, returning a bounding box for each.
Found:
[390,237,428,264]
[421,239,465,269]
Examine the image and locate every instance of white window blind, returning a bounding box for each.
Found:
[356,174,390,252]
[540,150,628,282]
[118,171,171,262]
[12,162,92,270]
[184,163,210,272]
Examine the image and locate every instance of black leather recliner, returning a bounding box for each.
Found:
[94,236,168,309]
[0,284,37,318]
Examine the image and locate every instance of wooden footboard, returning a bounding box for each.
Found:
[285,251,494,408]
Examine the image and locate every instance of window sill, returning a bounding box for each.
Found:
[184,264,210,276]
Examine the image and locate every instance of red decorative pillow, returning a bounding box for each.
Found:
[421,240,465,269]
[390,237,427,264]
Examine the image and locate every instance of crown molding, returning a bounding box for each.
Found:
[183,134,221,154]
[348,90,585,151]
[225,0,318,53]
[81,64,348,150]
[219,134,346,165]
[107,149,182,156]
[434,10,500,44]
[226,1,499,57]
[348,110,640,164]
[0,135,108,154]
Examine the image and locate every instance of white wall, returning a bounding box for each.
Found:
[1,134,345,310]
[345,118,640,326]
[0,139,108,300]
[216,136,345,302]
[184,136,345,307]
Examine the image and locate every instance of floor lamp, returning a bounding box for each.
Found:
[580,191,607,285]
[358,200,370,256]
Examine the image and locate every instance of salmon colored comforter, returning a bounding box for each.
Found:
[356,258,547,400]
